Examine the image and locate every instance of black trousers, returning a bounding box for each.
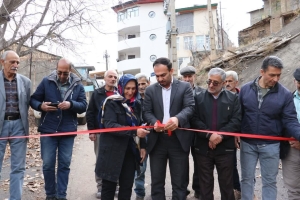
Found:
[196,150,234,200]
[150,134,189,200]
[101,147,136,200]
[233,148,241,191]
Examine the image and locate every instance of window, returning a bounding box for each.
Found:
[149,34,157,40]
[117,7,139,22]
[183,36,193,50]
[148,11,155,18]
[176,37,180,49]
[178,57,183,69]
[205,35,211,50]
[196,35,205,51]
[176,13,194,34]
[150,55,157,62]
[128,55,135,59]
[128,35,136,39]
[178,57,190,69]
[127,7,139,18]
[118,12,125,22]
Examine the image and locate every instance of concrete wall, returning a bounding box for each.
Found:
[270,16,284,33]
[239,20,271,46]
[250,9,265,25]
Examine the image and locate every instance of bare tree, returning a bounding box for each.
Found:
[0,0,110,57]
[0,0,26,25]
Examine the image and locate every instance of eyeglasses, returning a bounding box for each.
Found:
[57,71,70,76]
[206,80,221,86]
[6,60,20,65]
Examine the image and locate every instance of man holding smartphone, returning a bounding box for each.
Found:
[30,58,87,200]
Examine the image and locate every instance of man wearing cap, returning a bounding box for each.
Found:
[180,65,204,96]
[239,56,300,200]
[180,65,203,198]
[281,68,300,199]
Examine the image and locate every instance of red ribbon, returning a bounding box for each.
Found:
[0,125,296,141]
[156,120,172,136]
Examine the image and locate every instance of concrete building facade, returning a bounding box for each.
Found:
[112,1,233,78]
[175,4,233,69]
[112,0,167,82]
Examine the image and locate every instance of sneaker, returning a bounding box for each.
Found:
[136,196,144,200]
[233,189,241,200]
[96,191,101,199]
[46,197,57,200]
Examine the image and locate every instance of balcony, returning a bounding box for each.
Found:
[117,16,140,31]
[118,26,140,42]
[117,58,142,73]
[118,37,141,51]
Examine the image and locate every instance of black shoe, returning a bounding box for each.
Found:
[194,191,200,198]
[46,197,57,200]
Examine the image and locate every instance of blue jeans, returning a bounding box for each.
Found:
[0,119,27,200]
[40,135,75,199]
[240,140,279,200]
[134,154,148,197]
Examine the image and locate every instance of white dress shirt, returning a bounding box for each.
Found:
[160,79,173,124]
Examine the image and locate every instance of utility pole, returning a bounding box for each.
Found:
[103,50,110,71]
[207,0,217,58]
[220,1,224,50]
[166,0,178,77]
[29,34,33,79]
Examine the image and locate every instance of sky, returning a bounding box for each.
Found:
[69,0,264,71]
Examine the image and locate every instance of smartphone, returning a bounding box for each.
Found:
[48,102,59,107]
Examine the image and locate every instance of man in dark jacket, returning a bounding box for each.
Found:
[191,67,241,200]
[239,56,300,200]
[180,65,204,199]
[30,58,87,200]
[86,69,118,199]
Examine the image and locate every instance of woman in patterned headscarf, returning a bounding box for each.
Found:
[95,74,149,200]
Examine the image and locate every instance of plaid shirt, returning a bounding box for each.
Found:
[57,76,71,100]
[4,75,19,115]
[255,77,270,109]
